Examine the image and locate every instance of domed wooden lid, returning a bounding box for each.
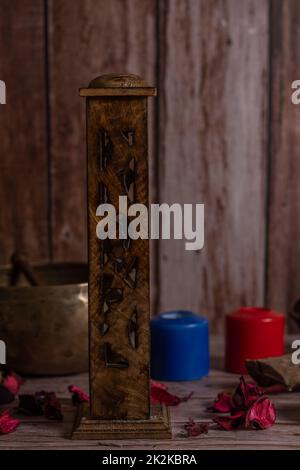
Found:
[80,73,156,97]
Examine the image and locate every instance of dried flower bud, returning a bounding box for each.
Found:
[245,396,276,430]
[68,385,89,405]
[232,376,262,409]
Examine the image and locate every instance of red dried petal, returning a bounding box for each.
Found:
[43,392,63,421]
[213,410,246,430]
[184,418,209,437]
[0,410,20,434]
[232,377,262,409]
[261,384,287,394]
[245,396,276,430]
[68,385,89,405]
[208,392,232,413]
[150,380,168,391]
[3,372,22,396]
[150,382,193,406]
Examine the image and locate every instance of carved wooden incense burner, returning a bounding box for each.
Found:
[72,74,171,439]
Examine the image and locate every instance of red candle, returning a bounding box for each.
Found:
[225,307,285,374]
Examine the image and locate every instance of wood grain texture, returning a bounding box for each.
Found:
[1,336,300,450]
[86,94,150,419]
[80,88,156,97]
[0,0,48,264]
[267,0,300,325]
[72,403,171,439]
[47,0,156,266]
[157,0,269,330]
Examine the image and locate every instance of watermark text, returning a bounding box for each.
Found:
[0,80,6,104]
[0,340,6,365]
[96,197,204,251]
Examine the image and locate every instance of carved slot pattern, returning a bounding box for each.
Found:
[100,273,123,316]
[97,124,141,372]
[121,128,135,146]
[124,256,138,289]
[119,158,135,203]
[100,239,111,267]
[122,238,131,251]
[99,182,109,204]
[106,287,123,305]
[113,257,126,273]
[111,239,124,258]
[104,342,129,369]
[128,307,139,349]
[100,322,110,336]
[109,255,138,291]
[98,128,113,169]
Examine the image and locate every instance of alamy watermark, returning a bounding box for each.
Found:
[0,340,6,365]
[291,339,300,365]
[0,80,6,104]
[0,83,7,362]
[96,196,204,251]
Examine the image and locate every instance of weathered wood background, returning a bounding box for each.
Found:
[0,0,299,332]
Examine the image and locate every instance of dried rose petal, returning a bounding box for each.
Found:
[0,367,22,404]
[245,396,276,430]
[208,392,232,413]
[195,376,277,435]
[150,380,168,391]
[262,384,287,394]
[68,385,89,405]
[232,377,262,409]
[3,372,22,396]
[150,382,193,406]
[43,392,63,421]
[213,410,246,430]
[18,394,44,416]
[184,418,209,437]
[0,410,20,434]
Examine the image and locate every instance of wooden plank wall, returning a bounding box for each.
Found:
[0,0,49,264]
[157,0,268,330]
[267,0,300,326]
[0,0,299,331]
[47,0,156,262]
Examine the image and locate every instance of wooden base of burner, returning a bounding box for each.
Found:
[71,403,172,440]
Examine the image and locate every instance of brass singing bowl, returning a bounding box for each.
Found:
[0,263,88,375]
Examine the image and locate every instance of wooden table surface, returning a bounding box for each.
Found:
[1,336,300,450]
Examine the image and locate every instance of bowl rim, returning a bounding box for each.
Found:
[0,262,88,294]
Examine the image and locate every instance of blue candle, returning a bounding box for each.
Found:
[150,310,209,381]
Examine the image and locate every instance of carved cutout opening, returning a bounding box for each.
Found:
[124,256,138,289]
[128,306,139,350]
[106,287,123,305]
[122,238,131,251]
[99,182,109,204]
[113,257,126,273]
[98,128,113,169]
[100,322,110,336]
[101,239,111,267]
[104,342,129,369]
[119,158,135,203]
[100,274,123,315]
[121,128,135,146]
